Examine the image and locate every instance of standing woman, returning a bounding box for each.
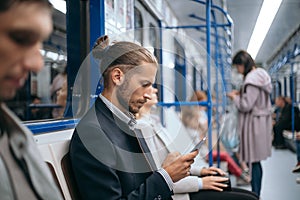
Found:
[227,50,272,197]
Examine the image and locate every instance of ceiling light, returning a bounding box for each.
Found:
[49,0,66,14]
[247,0,283,59]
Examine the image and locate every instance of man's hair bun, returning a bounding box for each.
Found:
[92,35,110,60]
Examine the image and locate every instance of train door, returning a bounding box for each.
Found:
[174,39,186,103]
[134,0,161,94]
[134,0,160,57]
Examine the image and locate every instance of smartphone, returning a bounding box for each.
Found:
[190,136,207,152]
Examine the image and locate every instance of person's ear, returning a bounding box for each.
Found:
[111,67,124,85]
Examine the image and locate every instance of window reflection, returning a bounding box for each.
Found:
[134,7,143,45]
[5,56,67,121]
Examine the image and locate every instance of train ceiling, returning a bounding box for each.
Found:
[48,0,300,67]
[166,0,300,66]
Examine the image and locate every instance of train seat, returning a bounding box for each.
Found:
[38,139,81,200]
[283,130,300,152]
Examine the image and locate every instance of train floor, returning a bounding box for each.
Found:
[231,147,300,200]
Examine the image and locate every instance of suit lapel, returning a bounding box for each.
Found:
[134,129,158,171]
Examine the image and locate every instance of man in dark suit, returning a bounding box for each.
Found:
[69,35,198,199]
[273,96,300,149]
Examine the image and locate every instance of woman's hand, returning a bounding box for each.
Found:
[202,176,229,191]
[227,90,239,100]
[200,166,226,176]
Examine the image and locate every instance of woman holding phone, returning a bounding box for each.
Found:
[227,50,273,198]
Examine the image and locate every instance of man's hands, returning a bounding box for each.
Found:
[162,151,198,182]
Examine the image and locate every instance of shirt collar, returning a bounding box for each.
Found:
[99,94,137,129]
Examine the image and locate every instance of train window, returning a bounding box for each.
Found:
[5,59,67,121]
[134,7,143,44]
[193,67,205,92]
[149,23,159,61]
[4,7,68,122]
[271,80,282,103]
[149,23,157,48]
[174,39,186,102]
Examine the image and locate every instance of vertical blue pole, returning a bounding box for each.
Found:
[90,0,105,103]
[90,0,105,47]
[206,0,213,166]
[276,73,280,121]
[65,0,82,117]
[291,63,295,137]
[275,73,279,97]
[158,20,165,125]
[284,77,287,97]
[211,10,220,167]
[200,69,204,91]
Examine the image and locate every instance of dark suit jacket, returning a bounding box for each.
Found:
[69,97,173,199]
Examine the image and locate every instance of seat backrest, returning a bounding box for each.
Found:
[45,161,64,197]
[38,139,81,200]
[61,152,81,200]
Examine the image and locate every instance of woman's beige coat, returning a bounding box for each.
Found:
[233,68,273,164]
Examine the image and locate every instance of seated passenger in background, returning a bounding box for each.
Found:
[188,90,208,132]
[273,96,300,149]
[51,68,67,118]
[181,91,251,184]
[54,78,67,118]
[0,1,62,199]
[136,87,258,200]
[29,95,53,120]
[69,35,198,199]
[30,95,43,120]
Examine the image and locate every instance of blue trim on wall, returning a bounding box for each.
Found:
[25,119,79,134]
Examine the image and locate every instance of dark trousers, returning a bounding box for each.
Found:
[251,162,262,197]
[297,140,300,162]
[189,188,258,200]
[273,124,286,146]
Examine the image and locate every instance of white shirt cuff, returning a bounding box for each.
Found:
[198,178,203,190]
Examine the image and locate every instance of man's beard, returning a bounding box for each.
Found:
[116,82,136,114]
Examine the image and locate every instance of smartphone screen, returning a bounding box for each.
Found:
[190,136,207,152]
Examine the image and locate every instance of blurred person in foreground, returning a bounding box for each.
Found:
[0,1,62,199]
[227,50,272,197]
[69,35,198,199]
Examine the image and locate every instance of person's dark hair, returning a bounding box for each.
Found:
[0,0,52,12]
[92,35,158,87]
[276,96,287,104]
[232,50,256,77]
[31,94,41,102]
